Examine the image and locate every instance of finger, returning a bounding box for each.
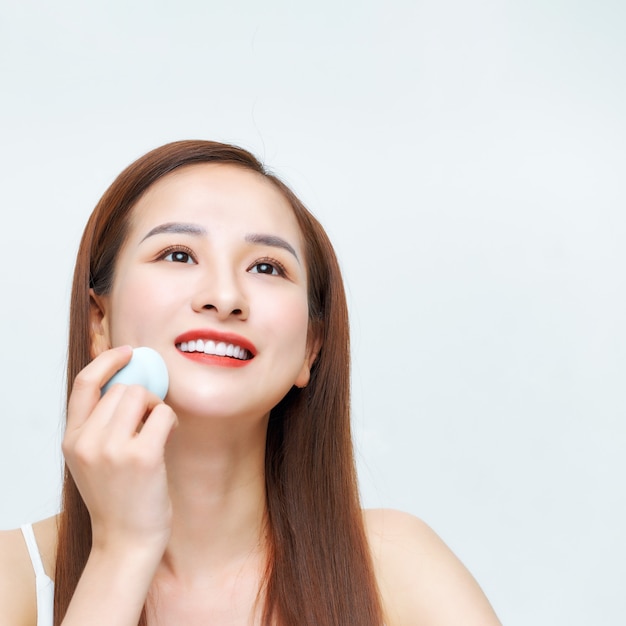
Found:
[69,381,152,441]
[136,403,178,453]
[66,346,133,432]
[103,385,165,440]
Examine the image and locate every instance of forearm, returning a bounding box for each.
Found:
[60,544,162,626]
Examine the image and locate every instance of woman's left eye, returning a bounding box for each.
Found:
[249,260,283,276]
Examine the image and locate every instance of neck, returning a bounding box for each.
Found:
[160,413,270,582]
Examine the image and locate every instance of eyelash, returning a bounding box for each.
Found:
[249,257,287,277]
[157,247,287,277]
[158,245,197,264]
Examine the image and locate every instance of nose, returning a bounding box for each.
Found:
[191,268,249,321]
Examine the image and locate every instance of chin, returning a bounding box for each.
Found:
[165,392,270,426]
[165,376,295,424]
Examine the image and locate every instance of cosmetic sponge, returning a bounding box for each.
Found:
[102,347,169,400]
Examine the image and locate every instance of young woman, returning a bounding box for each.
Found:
[0,140,501,626]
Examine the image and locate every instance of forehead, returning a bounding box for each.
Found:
[128,163,302,241]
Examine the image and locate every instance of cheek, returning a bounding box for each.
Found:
[266,294,311,351]
[108,275,178,344]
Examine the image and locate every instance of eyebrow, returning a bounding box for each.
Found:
[140,222,299,262]
[141,222,207,241]
[245,233,299,263]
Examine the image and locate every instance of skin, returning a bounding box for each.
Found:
[0,164,501,626]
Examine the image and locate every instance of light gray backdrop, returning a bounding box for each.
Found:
[1,1,624,625]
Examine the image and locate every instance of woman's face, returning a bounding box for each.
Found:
[91,163,316,421]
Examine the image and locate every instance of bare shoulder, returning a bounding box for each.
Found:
[363,509,501,626]
[0,515,58,626]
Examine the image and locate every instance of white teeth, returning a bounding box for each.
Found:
[177,340,250,360]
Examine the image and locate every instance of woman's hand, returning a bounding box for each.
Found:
[63,345,178,556]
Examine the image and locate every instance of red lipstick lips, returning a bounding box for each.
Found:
[174,329,256,368]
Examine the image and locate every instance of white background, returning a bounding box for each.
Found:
[1,1,625,624]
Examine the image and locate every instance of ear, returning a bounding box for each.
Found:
[89,289,112,358]
[294,327,323,389]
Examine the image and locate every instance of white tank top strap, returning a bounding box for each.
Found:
[21,524,47,577]
[20,523,54,626]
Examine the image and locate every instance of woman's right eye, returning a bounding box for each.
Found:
[160,247,196,264]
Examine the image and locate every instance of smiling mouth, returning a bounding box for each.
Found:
[176,339,253,361]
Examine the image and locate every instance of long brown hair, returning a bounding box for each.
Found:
[54,140,384,625]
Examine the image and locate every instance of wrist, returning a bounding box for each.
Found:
[90,531,168,568]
